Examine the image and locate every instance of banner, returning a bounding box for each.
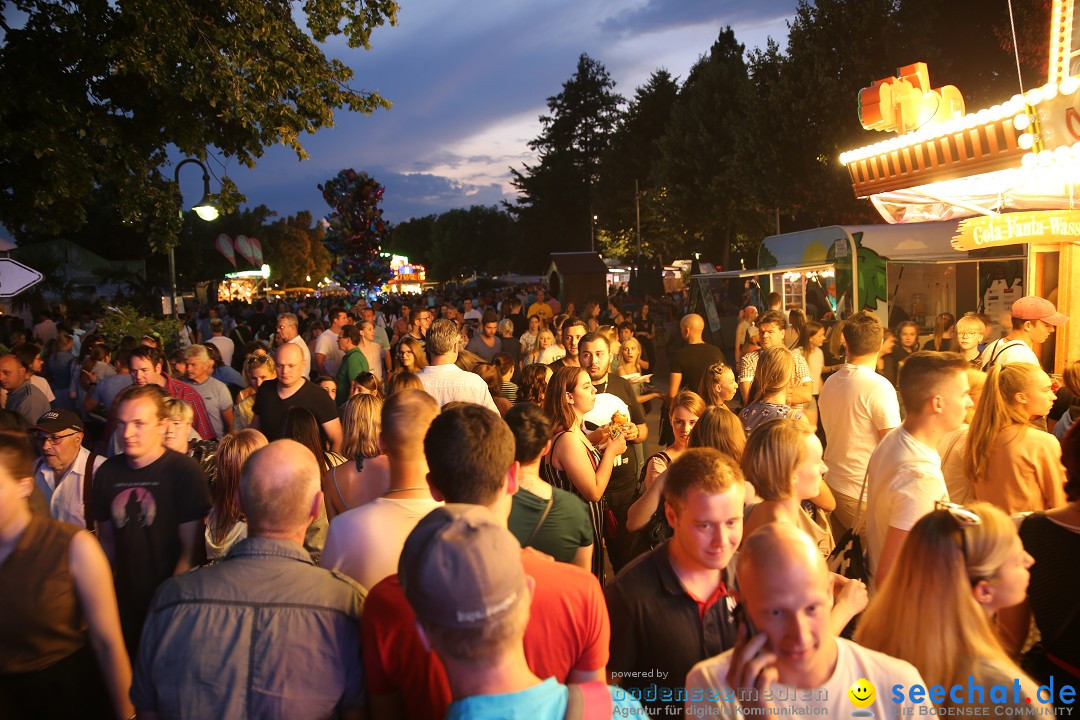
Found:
[249,237,263,266]
[215,234,236,267]
[951,210,1080,251]
[234,234,255,265]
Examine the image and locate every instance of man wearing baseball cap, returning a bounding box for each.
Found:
[32,409,105,529]
[979,295,1068,371]
[400,504,643,719]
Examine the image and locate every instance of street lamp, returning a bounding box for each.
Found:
[170,158,219,315]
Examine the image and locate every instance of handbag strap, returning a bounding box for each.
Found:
[525,494,555,546]
[83,452,98,532]
[851,465,870,534]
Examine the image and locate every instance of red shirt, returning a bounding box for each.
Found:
[361,548,610,719]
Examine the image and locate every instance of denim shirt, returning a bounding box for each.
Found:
[132,537,366,718]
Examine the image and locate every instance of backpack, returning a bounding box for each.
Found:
[981,339,1026,372]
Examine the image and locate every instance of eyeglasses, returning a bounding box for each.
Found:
[957,331,981,338]
[936,501,982,577]
[37,431,80,445]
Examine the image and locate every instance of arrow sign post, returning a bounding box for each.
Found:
[0,259,44,298]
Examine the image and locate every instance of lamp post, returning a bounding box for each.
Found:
[170,158,219,316]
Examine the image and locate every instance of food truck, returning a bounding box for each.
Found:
[695,0,1080,371]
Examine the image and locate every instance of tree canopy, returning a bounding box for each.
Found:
[0,0,398,252]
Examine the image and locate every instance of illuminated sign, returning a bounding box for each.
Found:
[950,210,1080,251]
[859,62,965,135]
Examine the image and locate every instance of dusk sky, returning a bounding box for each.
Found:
[202,0,799,225]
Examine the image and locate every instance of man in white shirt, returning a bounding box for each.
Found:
[979,295,1068,370]
[276,312,312,380]
[686,524,925,718]
[32,410,106,528]
[205,318,235,367]
[322,390,442,589]
[864,351,972,586]
[462,298,482,322]
[314,307,348,376]
[416,319,498,411]
[818,311,900,541]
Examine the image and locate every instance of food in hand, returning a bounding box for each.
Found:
[611,410,629,426]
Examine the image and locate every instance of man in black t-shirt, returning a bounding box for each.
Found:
[251,343,342,449]
[92,384,211,659]
[578,332,647,573]
[661,314,724,444]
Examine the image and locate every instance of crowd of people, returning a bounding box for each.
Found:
[0,285,1077,719]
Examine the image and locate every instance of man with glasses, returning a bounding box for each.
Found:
[864,351,972,587]
[979,296,1068,371]
[276,312,311,380]
[33,410,106,529]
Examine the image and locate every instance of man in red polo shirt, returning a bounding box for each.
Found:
[360,404,608,720]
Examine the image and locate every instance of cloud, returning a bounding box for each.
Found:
[600,0,794,36]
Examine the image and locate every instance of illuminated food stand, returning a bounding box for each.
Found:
[382,255,426,295]
[218,264,271,302]
[698,1,1080,370]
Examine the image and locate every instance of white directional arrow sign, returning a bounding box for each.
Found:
[0,258,44,298]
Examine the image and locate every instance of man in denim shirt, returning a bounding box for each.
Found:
[132,439,366,719]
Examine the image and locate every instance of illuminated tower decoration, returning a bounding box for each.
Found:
[858,62,966,135]
[1048,0,1077,84]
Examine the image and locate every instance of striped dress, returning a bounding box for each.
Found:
[542,429,605,587]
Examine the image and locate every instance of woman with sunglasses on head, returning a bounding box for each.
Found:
[856,502,1039,711]
[0,432,134,719]
[965,363,1065,514]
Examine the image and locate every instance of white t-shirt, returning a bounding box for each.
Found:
[206,335,235,367]
[314,329,343,376]
[463,309,483,322]
[938,425,975,505]
[537,345,566,365]
[977,338,1039,370]
[416,363,499,411]
[686,637,926,717]
[287,335,312,380]
[30,374,55,404]
[864,426,948,578]
[322,496,443,590]
[819,364,901,500]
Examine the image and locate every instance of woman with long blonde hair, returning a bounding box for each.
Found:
[965,363,1065,513]
[205,429,269,560]
[738,346,806,436]
[324,393,390,519]
[856,503,1038,709]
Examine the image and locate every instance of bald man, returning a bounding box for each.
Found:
[251,343,342,450]
[0,353,50,425]
[662,314,723,444]
[686,524,924,717]
[132,440,366,719]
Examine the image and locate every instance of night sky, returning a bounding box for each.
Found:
[211,0,798,224]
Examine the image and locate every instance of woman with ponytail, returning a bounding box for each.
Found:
[965,363,1066,513]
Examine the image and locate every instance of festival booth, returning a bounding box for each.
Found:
[382,254,427,295]
[697,2,1080,371]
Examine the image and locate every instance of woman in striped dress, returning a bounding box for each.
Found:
[541,365,627,586]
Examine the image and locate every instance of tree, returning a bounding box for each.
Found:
[595,70,680,260]
[509,53,624,266]
[654,28,768,270]
[262,211,333,288]
[0,0,398,253]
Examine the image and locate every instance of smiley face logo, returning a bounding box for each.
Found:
[848,678,876,709]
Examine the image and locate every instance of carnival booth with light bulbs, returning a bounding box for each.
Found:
[693,0,1080,372]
